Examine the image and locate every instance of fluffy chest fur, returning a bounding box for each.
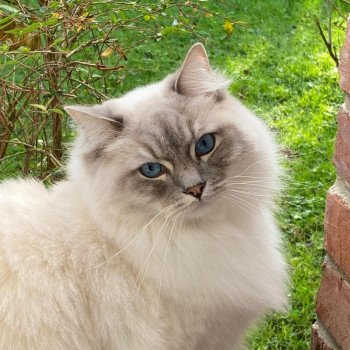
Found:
[0,179,285,350]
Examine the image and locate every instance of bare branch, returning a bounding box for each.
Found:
[315,17,339,67]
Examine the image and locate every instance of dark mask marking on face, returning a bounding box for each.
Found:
[145,111,192,163]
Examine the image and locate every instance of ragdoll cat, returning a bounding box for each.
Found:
[0,43,287,350]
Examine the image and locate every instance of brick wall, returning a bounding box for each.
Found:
[311,19,350,350]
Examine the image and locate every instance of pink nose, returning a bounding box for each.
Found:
[184,182,206,199]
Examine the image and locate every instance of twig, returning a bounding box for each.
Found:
[315,17,339,66]
[0,151,27,162]
[62,61,125,72]
[1,140,63,168]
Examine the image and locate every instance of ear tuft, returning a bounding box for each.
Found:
[65,105,111,124]
[65,105,123,130]
[182,43,211,74]
[174,43,230,97]
[65,104,123,156]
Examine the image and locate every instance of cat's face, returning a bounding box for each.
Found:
[66,44,277,221]
[108,102,247,217]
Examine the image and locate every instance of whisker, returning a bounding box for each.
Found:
[129,215,173,305]
[223,196,262,240]
[176,215,184,286]
[225,188,272,198]
[85,204,173,271]
[156,213,181,314]
[224,194,264,219]
[224,183,279,191]
[228,157,276,178]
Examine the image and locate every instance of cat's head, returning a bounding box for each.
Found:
[65,43,279,226]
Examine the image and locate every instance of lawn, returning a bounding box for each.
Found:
[0,0,348,348]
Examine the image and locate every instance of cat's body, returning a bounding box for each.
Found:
[0,44,286,350]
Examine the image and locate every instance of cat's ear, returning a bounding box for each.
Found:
[65,105,123,147]
[174,43,229,97]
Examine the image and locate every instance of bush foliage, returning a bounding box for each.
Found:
[0,0,238,179]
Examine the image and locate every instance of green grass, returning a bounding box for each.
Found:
[1,0,348,348]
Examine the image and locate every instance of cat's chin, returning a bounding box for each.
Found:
[181,195,219,219]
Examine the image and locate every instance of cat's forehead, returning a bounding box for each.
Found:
[110,76,218,126]
[131,108,193,159]
[135,103,219,141]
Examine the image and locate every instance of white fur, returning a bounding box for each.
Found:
[0,45,287,350]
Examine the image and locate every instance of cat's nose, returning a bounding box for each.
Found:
[184,182,206,199]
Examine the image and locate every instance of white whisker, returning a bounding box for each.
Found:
[156,213,181,315]
[85,204,173,271]
[129,215,173,305]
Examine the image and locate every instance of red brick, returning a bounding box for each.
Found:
[311,322,340,350]
[339,20,350,94]
[316,261,350,349]
[325,191,350,277]
[333,108,350,185]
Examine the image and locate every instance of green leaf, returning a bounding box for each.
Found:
[0,12,19,27]
[50,108,64,115]
[17,46,31,53]
[30,104,47,112]
[0,4,19,13]
[2,60,20,66]
[111,13,118,24]
[159,26,187,36]
[0,43,9,52]
[118,11,126,21]
[5,22,40,34]
[49,37,64,48]
[5,17,58,35]
[48,1,61,10]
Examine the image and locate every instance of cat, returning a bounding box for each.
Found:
[0,43,287,350]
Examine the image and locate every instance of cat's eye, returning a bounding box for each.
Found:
[140,162,165,178]
[195,133,215,157]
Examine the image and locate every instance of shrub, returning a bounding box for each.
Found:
[0,0,237,180]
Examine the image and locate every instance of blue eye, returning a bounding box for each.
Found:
[140,162,164,178]
[195,133,215,156]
